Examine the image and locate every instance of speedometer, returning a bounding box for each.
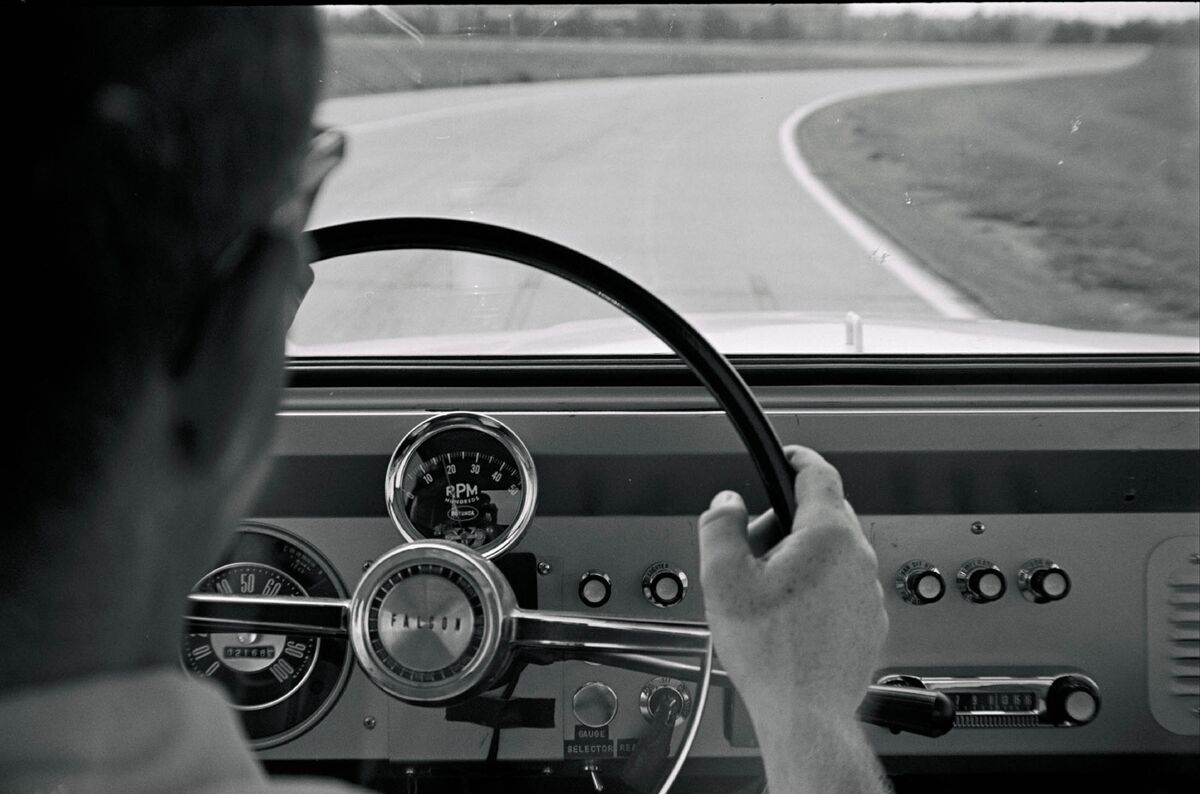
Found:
[386,412,537,558]
[180,525,350,748]
[182,562,318,709]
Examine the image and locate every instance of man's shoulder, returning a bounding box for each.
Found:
[0,668,367,794]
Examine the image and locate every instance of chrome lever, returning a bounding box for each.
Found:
[583,760,605,791]
[184,593,351,637]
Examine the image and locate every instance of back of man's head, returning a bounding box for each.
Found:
[11,8,322,553]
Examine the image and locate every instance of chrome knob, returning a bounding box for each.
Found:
[638,677,692,725]
[1047,675,1100,726]
[1018,559,1071,603]
[642,563,687,608]
[572,681,619,728]
[894,560,945,605]
[957,559,1006,603]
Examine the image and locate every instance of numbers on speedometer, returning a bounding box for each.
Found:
[386,413,537,558]
[182,563,318,709]
[179,525,350,749]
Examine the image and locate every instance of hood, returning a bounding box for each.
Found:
[286,311,1199,357]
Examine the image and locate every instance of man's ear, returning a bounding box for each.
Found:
[169,232,298,476]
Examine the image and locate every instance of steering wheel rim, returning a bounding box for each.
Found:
[190,217,798,792]
[309,217,797,533]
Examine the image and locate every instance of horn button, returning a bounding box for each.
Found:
[372,565,482,679]
[350,542,512,704]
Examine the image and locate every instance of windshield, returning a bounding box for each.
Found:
[291,3,1200,356]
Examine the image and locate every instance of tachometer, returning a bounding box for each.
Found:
[386,412,537,558]
[180,525,350,748]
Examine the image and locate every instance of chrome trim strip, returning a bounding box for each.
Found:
[285,407,1197,417]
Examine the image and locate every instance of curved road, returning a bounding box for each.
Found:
[297,49,1143,349]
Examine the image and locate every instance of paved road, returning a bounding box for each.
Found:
[296,50,1143,350]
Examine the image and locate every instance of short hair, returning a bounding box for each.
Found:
[12,9,322,529]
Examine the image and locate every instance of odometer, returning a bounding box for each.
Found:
[386,412,537,558]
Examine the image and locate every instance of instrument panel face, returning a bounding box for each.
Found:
[243,388,1199,767]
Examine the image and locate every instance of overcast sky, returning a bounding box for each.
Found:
[848,3,1199,22]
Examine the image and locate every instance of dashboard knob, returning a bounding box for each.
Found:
[957,559,1006,603]
[1046,675,1101,726]
[1018,559,1071,603]
[894,560,946,605]
[578,571,612,608]
[642,563,688,608]
[638,677,693,725]
[572,681,619,728]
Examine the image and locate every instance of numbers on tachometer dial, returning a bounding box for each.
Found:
[386,413,538,558]
[182,562,319,710]
[401,450,523,550]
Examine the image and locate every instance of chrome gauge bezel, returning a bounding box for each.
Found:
[385,412,538,559]
[181,523,353,750]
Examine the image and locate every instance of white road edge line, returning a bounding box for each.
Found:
[778,88,982,320]
[776,49,1149,321]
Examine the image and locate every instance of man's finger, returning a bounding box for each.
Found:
[698,490,753,581]
[786,446,845,509]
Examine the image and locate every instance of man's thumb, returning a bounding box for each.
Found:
[698,491,752,582]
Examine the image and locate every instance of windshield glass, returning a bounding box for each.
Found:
[292,3,1200,356]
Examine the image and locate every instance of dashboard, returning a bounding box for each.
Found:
[183,357,1200,791]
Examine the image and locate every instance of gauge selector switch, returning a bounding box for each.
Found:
[573,682,619,728]
[895,560,946,605]
[578,571,612,608]
[957,559,1006,603]
[1018,559,1071,603]
[642,562,688,608]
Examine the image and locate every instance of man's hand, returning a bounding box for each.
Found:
[699,446,889,793]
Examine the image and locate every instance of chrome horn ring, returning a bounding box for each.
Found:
[349,541,514,705]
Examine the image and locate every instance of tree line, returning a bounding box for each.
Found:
[322,6,1200,46]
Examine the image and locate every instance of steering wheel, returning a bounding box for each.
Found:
[186,218,797,792]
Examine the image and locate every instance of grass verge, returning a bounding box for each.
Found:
[321,36,1013,98]
[797,47,1199,337]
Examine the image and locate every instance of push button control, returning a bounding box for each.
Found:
[642,563,688,608]
[578,571,612,608]
[573,681,619,728]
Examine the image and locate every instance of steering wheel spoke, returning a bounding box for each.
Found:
[510,610,710,659]
[185,593,350,638]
